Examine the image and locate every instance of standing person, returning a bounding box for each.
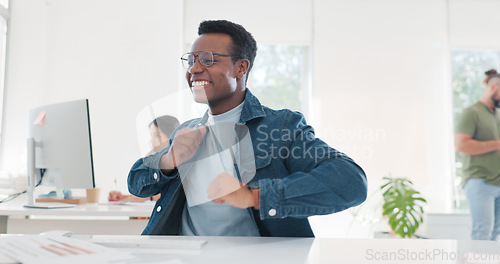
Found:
[455,69,500,241]
[109,115,180,202]
[128,20,367,237]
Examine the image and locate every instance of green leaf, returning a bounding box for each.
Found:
[380,176,427,238]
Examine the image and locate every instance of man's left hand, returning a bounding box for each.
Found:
[207,172,255,209]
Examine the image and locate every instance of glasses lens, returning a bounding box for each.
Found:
[181,52,215,69]
[181,54,194,69]
[198,51,214,67]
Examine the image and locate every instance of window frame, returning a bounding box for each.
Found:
[0,1,9,151]
[247,44,311,117]
[449,48,500,209]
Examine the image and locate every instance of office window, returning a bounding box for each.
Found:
[451,49,500,208]
[248,44,309,113]
[0,3,8,147]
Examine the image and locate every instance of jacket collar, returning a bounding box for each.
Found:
[239,89,266,124]
[199,89,266,125]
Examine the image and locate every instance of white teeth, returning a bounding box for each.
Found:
[192,81,209,87]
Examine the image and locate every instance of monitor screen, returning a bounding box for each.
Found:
[28,99,95,189]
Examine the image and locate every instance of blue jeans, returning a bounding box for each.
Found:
[464,178,500,241]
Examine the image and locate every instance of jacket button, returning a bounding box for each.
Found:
[268,209,276,217]
[156,206,162,212]
[153,173,158,180]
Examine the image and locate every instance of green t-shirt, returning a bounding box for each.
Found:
[455,101,500,186]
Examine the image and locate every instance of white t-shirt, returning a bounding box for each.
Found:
[180,102,260,236]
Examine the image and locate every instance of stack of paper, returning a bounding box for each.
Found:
[0,235,133,264]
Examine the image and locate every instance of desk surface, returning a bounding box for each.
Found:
[1,235,499,264]
[1,235,496,264]
[112,236,500,264]
[0,196,153,235]
[0,195,154,217]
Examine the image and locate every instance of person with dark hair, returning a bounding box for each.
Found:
[149,115,180,153]
[128,20,367,237]
[455,69,500,241]
[110,115,179,202]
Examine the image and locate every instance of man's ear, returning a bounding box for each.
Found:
[236,59,250,79]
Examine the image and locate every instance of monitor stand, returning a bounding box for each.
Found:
[24,138,75,209]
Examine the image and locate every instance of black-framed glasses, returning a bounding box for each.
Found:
[180,51,237,69]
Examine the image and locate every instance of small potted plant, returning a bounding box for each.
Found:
[380,176,427,238]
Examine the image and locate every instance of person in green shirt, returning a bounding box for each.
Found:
[455,69,500,241]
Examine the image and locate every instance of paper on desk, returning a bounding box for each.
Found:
[0,235,133,264]
[105,200,156,207]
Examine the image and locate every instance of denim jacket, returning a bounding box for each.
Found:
[128,89,367,237]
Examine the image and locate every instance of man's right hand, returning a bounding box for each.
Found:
[160,125,207,173]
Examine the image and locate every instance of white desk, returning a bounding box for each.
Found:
[2,235,499,264]
[0,195,153,235]
[96,236,500,264]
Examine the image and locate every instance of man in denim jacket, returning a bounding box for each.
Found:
[128,20,367,237]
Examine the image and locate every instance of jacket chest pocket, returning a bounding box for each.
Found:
[247,143,277,188]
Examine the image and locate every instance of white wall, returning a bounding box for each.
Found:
[308,0,454,237]
[1,0,497,237]
[313,0,453,209]
[1,0,48,176]
[1,0,184,194]
[183,0,312,45]
[449,0,500,49]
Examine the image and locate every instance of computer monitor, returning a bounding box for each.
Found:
[25,99,95,208]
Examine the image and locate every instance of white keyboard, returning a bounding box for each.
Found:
[89,236,207,249]
[23,202,76,209]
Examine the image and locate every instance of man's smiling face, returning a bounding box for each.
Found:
[186,33,245,114]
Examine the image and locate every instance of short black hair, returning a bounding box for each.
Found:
[150,115,180,138]
[198,20,257,82]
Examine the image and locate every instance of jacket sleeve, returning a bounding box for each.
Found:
[257,111,367,219]
[127,146,179,198]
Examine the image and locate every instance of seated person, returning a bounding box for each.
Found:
[128,20,367,237]
[109,115,180,202]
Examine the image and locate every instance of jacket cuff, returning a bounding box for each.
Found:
[142,148,179,185]
[258,178,284,219]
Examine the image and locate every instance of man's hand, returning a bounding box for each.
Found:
[160,126,207,172]
[207,172,255,209]
[151,140,170,154]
